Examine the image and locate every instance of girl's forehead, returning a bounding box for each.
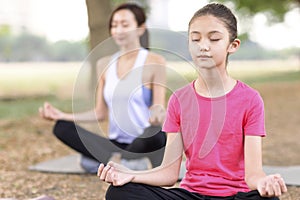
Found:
[189,15,227,33]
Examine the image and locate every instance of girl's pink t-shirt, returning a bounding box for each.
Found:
[163,80,266,197]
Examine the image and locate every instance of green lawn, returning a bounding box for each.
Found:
[0,60,299,120]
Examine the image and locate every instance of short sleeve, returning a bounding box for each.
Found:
[162,93,181,133]
[244,93,266,136]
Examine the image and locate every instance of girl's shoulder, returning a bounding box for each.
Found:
[235,80,261,96]
[171,82,194,99]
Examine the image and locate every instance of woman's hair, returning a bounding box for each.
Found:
[109,3,149,49]
[188,3,237,42]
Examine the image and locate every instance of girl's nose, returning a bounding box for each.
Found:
[198,40,210,51]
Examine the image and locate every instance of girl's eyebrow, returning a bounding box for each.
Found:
[190,30,223,35]
[208,31,223,35]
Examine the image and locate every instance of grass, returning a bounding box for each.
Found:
[0,60,299,120]
[0,62,80,120]
[0,62,81,97]
[241,70,300,85]
[0,95,72,119]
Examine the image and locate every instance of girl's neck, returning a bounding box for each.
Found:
[195,69,236,98]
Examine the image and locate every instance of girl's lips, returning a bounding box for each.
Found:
[197,55,212,59]
[197,55,211,58]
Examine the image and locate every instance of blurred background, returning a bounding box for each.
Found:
[0,0,299,62]
[0,0,299,199]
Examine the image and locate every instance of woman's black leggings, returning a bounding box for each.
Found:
[53,120,166,167]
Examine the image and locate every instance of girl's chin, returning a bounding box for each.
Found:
[195,63,217,70]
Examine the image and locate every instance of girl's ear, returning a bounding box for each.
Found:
[228,39,240,54]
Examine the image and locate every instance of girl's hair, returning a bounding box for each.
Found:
[109,3,149,49]
[189,3,237,42]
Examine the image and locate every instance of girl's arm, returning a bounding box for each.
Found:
[98,132,183,186]
[244,136,287,197]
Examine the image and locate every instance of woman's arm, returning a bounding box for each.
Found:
[66,58,109,122]
[39,58,109,122]
[244,136,287,197]
[98,132,183,186]
[147,53,167,125]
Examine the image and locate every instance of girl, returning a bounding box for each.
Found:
[97,3,287,199]
[39,3,166,171]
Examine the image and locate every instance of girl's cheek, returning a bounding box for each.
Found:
[189,42,199,55]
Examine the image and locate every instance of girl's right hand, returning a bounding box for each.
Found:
[39,102,64,121]
[97,162,134,186]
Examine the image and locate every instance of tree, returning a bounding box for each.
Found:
[0,25,13,61]
[207,0,300,45]
[214,0,299,23]
[85,0,112,90]
[85,0,112,50]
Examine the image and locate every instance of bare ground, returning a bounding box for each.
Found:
[0,81,300,200]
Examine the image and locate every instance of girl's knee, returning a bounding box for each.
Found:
[105,183,138,200]
[105,185,124,200]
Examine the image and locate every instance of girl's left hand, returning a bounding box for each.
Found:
[97,162,134,186]
[257,174,287,197]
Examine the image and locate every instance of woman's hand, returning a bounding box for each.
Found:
[97,162,134,186]
[149,104,165,126]
[257,174,287,197]
[39,102,65,121]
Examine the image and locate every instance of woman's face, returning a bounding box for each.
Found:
[110,9,141,47]
[188,15,236,70]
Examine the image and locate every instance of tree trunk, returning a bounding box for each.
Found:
[86,0,112,49]
[85,0,112,92]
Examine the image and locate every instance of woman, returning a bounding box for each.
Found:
[39,3,166,171]
[98,3,287,199]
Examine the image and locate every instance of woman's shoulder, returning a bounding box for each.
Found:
[96,55,113,80]
[96,55,113,66]
[146,50,166,65]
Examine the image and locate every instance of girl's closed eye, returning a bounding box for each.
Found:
[192,38,200,42]
[210,38,221,42]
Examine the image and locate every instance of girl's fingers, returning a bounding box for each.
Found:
[272,180,282,196]
[97,163,105,176]
[99,165,111,181]
[105,167,114,183]
[276,176,288,193]
[259,184,267,196]
[265,181,274,197]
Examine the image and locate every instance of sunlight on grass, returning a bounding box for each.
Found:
[167,59,299,80]
[167,59,300,86]
[0,60,299,120]
[0,62,81,98]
